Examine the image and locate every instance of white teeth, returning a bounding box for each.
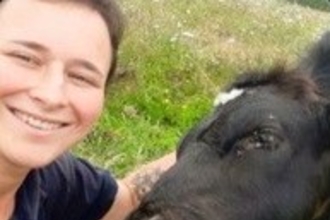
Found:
[13,110,63,131]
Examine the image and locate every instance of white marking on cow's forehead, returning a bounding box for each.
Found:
[213,88,244,106]
[149,215,162,220]
[268,114,275,120]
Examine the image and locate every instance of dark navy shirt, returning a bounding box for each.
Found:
[11,153,118,220]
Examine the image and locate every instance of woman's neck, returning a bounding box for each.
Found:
[0,157,30,219]
[0,192,15,220]
[0,158,29,193]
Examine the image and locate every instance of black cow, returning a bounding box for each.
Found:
[127,32,330,220]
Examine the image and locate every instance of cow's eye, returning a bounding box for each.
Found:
[235,129,280,156]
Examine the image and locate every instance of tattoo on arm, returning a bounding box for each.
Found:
[123,153,176,206]
[129,167,163,202]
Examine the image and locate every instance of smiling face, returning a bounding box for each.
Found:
[127,70,330,220]
[0,0,111,169]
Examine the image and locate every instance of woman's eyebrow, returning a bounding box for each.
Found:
[11,40,49,53]
[10,40,105,77]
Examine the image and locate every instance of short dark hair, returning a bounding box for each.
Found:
[2,0,125,89]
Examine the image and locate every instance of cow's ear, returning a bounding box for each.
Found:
[298,31,330,97]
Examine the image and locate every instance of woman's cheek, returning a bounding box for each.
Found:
[70,89,105,129]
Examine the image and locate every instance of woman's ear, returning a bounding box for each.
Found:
[298,31,330,97]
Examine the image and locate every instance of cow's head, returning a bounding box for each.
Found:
[127,32,330,220]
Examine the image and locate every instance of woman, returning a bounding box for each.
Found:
[0,0,175,219]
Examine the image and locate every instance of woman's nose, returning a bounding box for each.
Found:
[28,62,69,110]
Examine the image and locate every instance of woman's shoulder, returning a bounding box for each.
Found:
[17,153,119,220]
[39,152,118,200]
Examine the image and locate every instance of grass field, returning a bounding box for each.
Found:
[74,0,330,177]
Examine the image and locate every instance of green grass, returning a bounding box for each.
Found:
[74,0,330,178]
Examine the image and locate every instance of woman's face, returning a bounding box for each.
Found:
[0,0,111,169]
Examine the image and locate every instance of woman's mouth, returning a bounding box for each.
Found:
[10,108,67,131]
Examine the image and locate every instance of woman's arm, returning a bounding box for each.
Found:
[101,152,176,220]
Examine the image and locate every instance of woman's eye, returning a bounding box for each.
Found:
[7,51,41,67]
[68,72,99,88]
